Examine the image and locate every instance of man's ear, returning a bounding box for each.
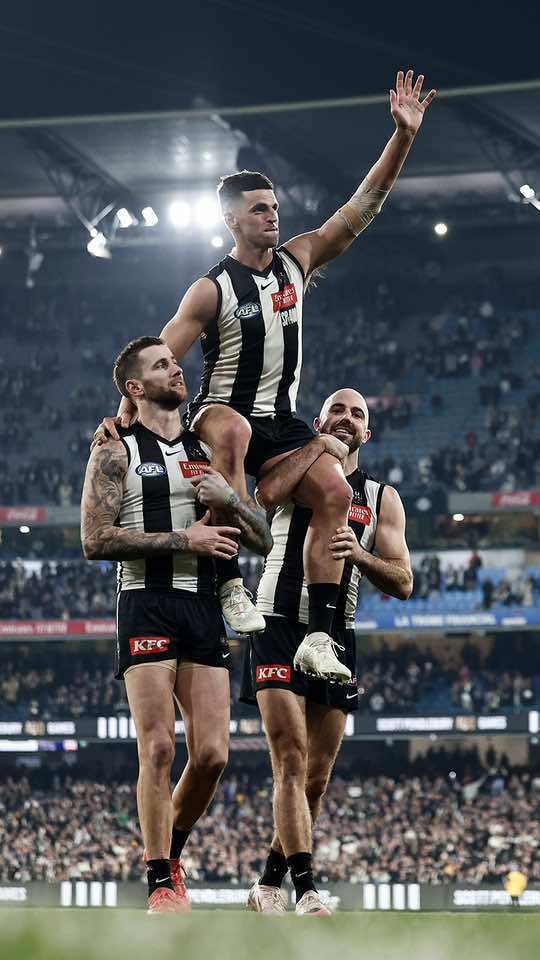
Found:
[223,210,237,231]
[362,429,372,445]
[126,378,143,401]
[313,416,321,433]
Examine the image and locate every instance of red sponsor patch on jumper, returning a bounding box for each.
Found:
[129,636,171,656]
[178,460,209,479]
[271,284,297,313]
[255,664,292,684]
[349,504,372,526]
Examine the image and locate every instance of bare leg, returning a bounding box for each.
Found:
[171,665,230,830]
[270,701,347,854]
[192,404,252,500]
[294,454,352,588]
[124,662,177,859]
[257,689,311,856]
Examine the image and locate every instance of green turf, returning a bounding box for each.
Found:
[2,909,540,960]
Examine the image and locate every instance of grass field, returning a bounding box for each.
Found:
[2,910,540,960]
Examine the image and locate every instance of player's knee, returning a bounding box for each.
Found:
[305,770,330,806]
[213,416,252,463]
[141,733,175,773]
[191,743,228,781]
[321,474,353,514]
[273,739,308,783]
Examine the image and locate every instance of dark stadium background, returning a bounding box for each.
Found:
[1,4,540,950]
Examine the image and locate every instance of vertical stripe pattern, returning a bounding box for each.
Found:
[187,248,304,421]
[257,469,384,627]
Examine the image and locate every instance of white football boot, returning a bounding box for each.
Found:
[247,882,288,914]
[293,632,351,684]
[295,890,332,917]
[219,579,266,633]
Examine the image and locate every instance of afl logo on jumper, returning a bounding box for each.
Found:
[234,302,261,320]
[136,462,166,478]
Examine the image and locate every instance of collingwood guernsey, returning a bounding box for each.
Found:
[187,247,305,421]
[117,423,214,593]
[257,469,385,627]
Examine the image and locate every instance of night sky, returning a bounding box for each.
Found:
[0,0,538,121]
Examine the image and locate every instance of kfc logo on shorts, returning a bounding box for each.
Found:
[179,460,208,479]
[271,284,297,313]
[349,504,372,525]
[255,664,292,683]
[129,636,171,656]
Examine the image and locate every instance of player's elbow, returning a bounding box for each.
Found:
[398,573,413,601]
[254,480,278,512]
[81,531,105,561]
[260,529,274,558]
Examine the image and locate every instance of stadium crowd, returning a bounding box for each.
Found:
[2,557,539,622]
[1,751,538,886]
[0,634,538,720]
[1,281,539,503]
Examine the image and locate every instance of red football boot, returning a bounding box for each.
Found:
[147,887,187,914]
[170,858,191,911]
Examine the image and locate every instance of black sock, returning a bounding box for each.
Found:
[215,557,242,591]
[260,847,288,888]
[306,583,339,635]
[170,827,190,860]
[146,858,174,896]
[287,851,317,900]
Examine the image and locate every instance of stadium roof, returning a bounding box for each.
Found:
[1,79,539,243]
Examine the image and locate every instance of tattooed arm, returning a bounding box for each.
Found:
[191,467,273,557]
[81,441,240,561]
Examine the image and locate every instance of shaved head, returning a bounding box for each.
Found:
[315,387,371,453]
[319,388,369,426]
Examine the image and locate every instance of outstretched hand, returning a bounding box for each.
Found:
[390,69,436,136]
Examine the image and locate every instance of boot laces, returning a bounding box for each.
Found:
[309,634,345,659]
[227,584,254,615]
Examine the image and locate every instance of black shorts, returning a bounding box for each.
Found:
[115,589,230,679]
[239,615,358,712]
[184,403,315,479]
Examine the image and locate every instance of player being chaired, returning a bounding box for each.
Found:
[97,70,434,683]
[241,389,413,914]
[81,336,272,914]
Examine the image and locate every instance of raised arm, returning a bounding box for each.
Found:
[255,435,349,510]
[191,467,274,557]
[284,70,436,278]
[81,441,240,561]
[330,484,413,600]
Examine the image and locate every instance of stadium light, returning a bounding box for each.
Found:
[169,200,191,229]
[202,152,213,162]
[520,184,536,200]
[452,513,465,522]
[210,235,224,249]
[19,525,30,534]
[116,207,136,228]
[141,206,159,226]
[195,195,220,229]
[87,231,111,259]
[434,222,448,237]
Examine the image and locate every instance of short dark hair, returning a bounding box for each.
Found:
[217,170,274,211]
[113,336,164,398]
